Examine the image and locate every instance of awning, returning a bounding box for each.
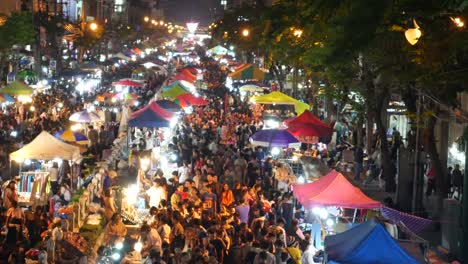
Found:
[228,64,272,81]
[10,131,81,161]
[251,91,310,114]
[292,170,381,209]
[128,102,173,128]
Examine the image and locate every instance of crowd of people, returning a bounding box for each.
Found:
[99,56,322,263]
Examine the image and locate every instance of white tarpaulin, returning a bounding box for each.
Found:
[10,131,81,161]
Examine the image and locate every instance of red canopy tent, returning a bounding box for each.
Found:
[112,80,143,87]
[131,101,173,120]
[285,111,333,139]
[292,170,381,209]
[173,74,196,83]
[174,93,208,107]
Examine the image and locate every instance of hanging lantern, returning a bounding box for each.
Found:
[405,20,422,45]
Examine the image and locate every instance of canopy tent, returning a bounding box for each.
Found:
[10,131,81,161]
[207,45,228,55]
[174,93,208,107]
[286,110,334,140]
[69,111,102,123]
[251,91,310,115]
[325,218,419,264]
[128,101,173,128]
[173,73,197,83]
[292,170,380,209]
[155,99,182,112]
[0,81,34,95]
[250,129,300,148]
[112,80,143,87]
[239,84,264,92]
[181,66,199,75]
[228,64,272,81]
[161,85,189,98]
[0,93,15,103]
[79,61,99,71]
[164,80,197,93]
[132,67,146,74]
[54,130,88,145]
[113,52,131,61]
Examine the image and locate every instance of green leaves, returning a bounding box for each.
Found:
[0,12,36,50]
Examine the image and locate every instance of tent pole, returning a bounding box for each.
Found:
[352,208,358,223]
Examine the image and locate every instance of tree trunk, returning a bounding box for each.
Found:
[365,110,373,154]
[423,109,448,209]
[375,105,396,192]
[270,63,285,91]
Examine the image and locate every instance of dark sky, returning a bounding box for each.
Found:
[163,0,220,26]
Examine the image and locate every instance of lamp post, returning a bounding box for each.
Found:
[242,28,250,37]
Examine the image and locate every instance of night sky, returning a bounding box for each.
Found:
[163,0,220,26]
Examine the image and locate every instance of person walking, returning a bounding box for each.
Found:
[354,144,364,181]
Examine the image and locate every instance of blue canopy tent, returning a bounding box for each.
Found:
[325,218,420,264]
[128,102,173,128]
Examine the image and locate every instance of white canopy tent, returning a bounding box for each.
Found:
[10,131,81,161]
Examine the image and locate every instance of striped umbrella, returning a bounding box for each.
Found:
[54,130,89,145]
[69,111,102,123]
[0,93,15,103]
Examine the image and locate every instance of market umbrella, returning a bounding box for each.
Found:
[156,99,182,112]
[0,81,34,95]
[112,80,143,87]
[69,111,102,123]
[175,93,208,106]
[286,111,334,142]
[239,84,263,92]
[54,130,89,145]
[250,129,300,148]
[0,93,15,103]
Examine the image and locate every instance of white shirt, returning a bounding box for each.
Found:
[49,167,59,182]
[146,186,164,208]
[302,244,320,264]
[178,166,190,183]
[145,228,162,254]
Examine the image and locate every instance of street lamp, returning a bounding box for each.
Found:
[451,17,464,28]
[405,20,421,45]
[293,28,303,38]
[89,22,98,31]
[144,16,149,22]
[242,28,250,37]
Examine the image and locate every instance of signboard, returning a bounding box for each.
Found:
[49,60,57,70]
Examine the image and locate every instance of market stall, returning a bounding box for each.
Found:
[325,218,421,264]
[10,131,82,205]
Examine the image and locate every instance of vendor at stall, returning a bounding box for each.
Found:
[104,213,127,245]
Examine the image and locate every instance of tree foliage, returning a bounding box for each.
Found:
[0,12,36,51]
